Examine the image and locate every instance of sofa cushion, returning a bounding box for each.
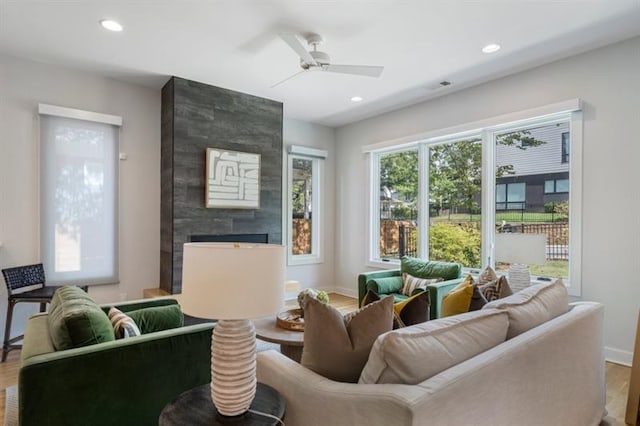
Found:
[108,307,141,338]
[401,256,462,281]
[48,286,115,350]
[483,279,568,338]
[127,304,184,334]
[301,295,394,383]
[479,276,513,302]
[359,308,509,384]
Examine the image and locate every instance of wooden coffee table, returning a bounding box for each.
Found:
[253,317,304,362]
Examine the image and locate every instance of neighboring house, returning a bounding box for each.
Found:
[495,122,570,212]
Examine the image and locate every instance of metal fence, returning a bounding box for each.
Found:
[381,220,568,261]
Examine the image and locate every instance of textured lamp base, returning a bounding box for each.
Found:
[211,319,257,416]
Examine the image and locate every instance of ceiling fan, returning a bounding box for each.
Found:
[271,33,384,88]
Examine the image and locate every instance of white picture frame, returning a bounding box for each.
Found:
[205,148,261,209]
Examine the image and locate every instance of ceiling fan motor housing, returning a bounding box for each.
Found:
[301,50,331,69]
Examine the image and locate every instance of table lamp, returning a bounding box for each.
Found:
[180,242,285,417]
[494,233,547,291]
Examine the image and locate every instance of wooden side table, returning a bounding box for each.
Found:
[159,383,285,425]
[253,317,304,362]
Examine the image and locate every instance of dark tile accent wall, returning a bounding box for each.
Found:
[160,77,283,294]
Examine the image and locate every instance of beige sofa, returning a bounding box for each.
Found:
[257,299,605,426]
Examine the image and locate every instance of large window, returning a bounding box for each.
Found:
[368,103,582,295]
[39,104,121,285]
[287,145,325,265]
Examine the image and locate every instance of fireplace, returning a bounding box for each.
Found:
[189,234,269,244]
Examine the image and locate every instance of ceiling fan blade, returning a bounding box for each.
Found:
[324,64,384,77]
[279,33,317,66]
[270,70,306,88]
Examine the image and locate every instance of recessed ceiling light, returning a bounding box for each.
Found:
[100,19,123,32]
[351,96,363,103]
[482,43,501,54]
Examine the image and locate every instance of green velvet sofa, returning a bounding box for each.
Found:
[358,257,464,319]
[19,297,213,426]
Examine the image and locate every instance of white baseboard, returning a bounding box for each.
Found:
[605,346,632,366]
[331,286,358,299]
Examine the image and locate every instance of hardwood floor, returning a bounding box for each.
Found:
[0,293,633,425]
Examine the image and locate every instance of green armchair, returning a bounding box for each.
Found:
[19,297,213,426]
[358,257,464,320]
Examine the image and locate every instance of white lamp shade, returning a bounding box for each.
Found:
[180,243,285,319]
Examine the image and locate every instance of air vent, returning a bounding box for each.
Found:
[425,80,453,91]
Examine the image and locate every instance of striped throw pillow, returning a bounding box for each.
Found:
[401,273,441,296]
[108,307,141,339]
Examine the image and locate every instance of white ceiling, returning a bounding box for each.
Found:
[1,0,639,127]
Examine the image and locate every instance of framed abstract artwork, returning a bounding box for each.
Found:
[205,148,260,209]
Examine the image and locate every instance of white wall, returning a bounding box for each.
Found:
[0,55,161,336]
[283,119,337,298]
[335,36,640,364]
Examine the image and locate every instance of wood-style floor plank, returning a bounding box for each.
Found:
[0,293,631,425]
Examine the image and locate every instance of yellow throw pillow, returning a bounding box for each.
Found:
[441,275,475,317]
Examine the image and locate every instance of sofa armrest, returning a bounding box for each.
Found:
[19,323,214,426]
[257,350,423,426]
[357,269,401,304]
[366,276,404,296]
[425,277,464,319]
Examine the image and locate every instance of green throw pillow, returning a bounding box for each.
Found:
[400,256,462,281]
[48,286,116,350]
[127,304,184,334]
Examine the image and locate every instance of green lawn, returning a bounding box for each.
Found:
[497,260,568,279]
[430,212,567,224]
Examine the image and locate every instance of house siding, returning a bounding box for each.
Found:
[495,122,569,177]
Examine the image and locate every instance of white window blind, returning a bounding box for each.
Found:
[39,106,120,285]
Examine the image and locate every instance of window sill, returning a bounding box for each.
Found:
[287,255,324,267]
[366,259,400,269]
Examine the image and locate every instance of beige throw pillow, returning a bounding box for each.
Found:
[483,279,568,338]
[359,309,509,385]
[477,265,499,284]
[479,276,513,301]
[401,273,441,296]
[301,295,394,383]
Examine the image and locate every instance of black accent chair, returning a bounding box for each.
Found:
[1,263,87,362]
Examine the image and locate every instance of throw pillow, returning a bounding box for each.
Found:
[360,288,381,308]
[469,283,488,311]
[301,295,394,383]
[479,276,513,302]
[359,309,509,384]
[361,289,427,329]
[477,265,498,284]
[401,273,441,296]
[483,279,568,338]
[393,291,430,327]
[127,304,184,334]
[48,286,116,350]
[108,307,141,339]
[400,256,462,281]
[440,275,475,317]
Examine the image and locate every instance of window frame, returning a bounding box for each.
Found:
[366,101,583,295]
[286,146,326,266]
